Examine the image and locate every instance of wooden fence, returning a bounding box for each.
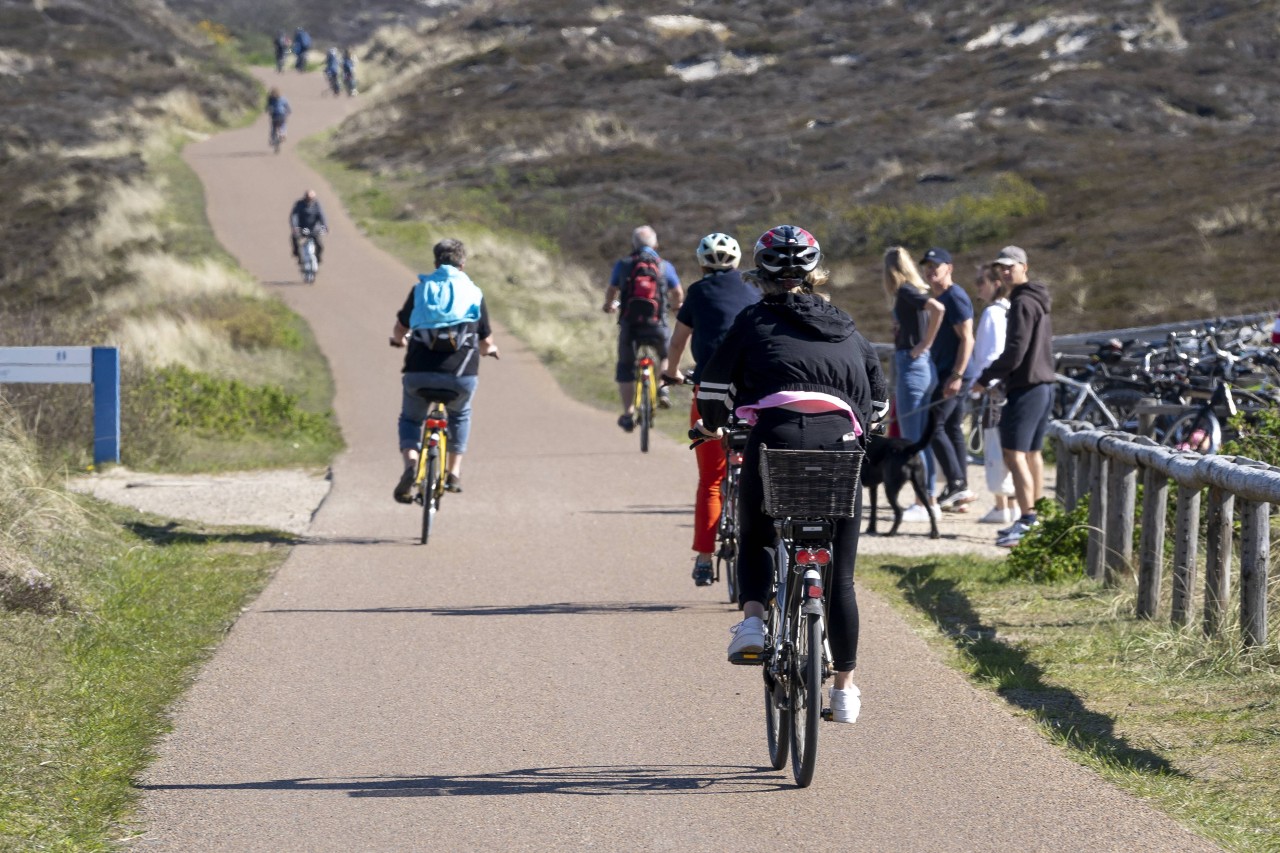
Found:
[1048,421,1279,647]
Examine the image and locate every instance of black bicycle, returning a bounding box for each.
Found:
[714,421,750,606]
[757,445,863,788]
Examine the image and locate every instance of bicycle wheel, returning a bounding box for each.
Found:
[639,372,652,453]
[721,534,739,605]
[420,448,439,544]
[1097,387,1157,433]
[763,593,789,771]
[1159,409,1221,454]
[789,612,823,788]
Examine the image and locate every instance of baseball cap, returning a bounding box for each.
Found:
[993,246,1028,266]
[919,247,952,265]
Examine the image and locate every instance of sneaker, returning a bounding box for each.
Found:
[444,473,462,493]
[657,389,672,410]
[996,518,1035,547]
[727,616,766,661]
[829,685,861,724]
[937,485,976,510]
[900,504,929,522]
[393,466,415,504]
[617,413,635,433]
[692,559,714,587]
[979,506,1014,525]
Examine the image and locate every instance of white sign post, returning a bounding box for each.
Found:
[0,347,120,465]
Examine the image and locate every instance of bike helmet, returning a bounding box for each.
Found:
[696,232,741,270]
[753,225,821,279]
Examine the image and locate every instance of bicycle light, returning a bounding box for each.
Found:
[802,569,824,599]
[795,548,831,566]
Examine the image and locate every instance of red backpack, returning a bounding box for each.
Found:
[620,251,666,327]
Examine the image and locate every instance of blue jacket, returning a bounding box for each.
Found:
[409,265,484,330]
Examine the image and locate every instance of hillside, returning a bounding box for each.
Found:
[317,0,1280,340]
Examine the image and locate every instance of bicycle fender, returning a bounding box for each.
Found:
[801,598,824,616]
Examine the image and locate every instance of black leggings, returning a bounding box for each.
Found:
[737,409,862,671]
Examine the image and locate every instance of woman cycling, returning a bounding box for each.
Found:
[695,225,888,724]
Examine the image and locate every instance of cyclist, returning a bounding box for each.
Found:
[663,232,760,586]
[602,225,683,432]
[323,48,340,92]
[265,87,291,143]
[289,189,328,266]
[390,239,500,501]
[695,225,888,724]
[341,48,358,95]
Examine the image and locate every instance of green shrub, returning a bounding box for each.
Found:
[1004,497,1090,583]
[1222,407,1280,466]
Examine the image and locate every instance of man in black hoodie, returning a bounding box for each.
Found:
[971,246,1054,547]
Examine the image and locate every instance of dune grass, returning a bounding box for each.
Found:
[858,553,1280,852]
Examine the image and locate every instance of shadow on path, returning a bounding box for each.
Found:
[259,601,688,617]
[879,562,1182,777]
[140,764,785,797]
[126,521,297,547]
[579,504,693,517]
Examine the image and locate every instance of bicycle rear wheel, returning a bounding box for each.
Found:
[639,373,652,453]
[1160,409,1221,454]
[420,449,440,544]
[720,533,739,605]
[764,594,789,771]
[789,612,823,788]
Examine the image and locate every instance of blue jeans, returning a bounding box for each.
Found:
[893,349,938,493]
[399,373,479,454]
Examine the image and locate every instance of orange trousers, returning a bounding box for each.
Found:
[690,395,727,554]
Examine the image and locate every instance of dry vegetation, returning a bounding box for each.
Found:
[263,0,1280,341]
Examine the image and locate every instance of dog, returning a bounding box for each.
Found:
[861,414,940,539]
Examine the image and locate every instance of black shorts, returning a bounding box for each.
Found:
[615,323,669,382]
[998,383,1053,452]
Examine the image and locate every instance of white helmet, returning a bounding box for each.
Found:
[696,232,741,270]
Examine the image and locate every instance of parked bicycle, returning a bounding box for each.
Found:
[757,445,863,787]
[409,391,455,545]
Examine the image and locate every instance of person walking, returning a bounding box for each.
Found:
[663,233,760,587]
[971,246,1054,547]
[390,239,499,501]
[965,265,1015,525]
[920,248,976,511]
[602,225,683,432]
[883,246,944,523]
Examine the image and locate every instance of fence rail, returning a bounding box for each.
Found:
[1048,421,1276,647]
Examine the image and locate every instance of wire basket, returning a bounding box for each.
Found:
[759,447,864,518]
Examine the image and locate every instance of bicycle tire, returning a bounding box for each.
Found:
[789,612,823,788]
[1159,409,1221,454]
[1097,387,1157,433]
[722,534,739,605]
[764,592,789,771]
[420,449,439,544]
[639,372,652,453]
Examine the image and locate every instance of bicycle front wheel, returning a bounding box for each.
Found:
[1160,409,1221,454]
[764,602,790,772]
[789,612,823,788]
[420,449,440,544]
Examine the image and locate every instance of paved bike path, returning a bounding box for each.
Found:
[134,69,1216,851]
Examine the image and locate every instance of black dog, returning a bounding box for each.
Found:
[861,415,939,539]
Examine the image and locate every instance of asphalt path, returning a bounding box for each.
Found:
[134,69,1217,852]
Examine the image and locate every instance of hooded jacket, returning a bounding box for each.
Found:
[977,280,1054,390]
[696,292,887,434]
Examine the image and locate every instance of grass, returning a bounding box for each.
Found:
[858,553,1280,852]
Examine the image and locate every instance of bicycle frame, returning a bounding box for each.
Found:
[414,402,449,544]
[632,352,659,412]
[1055,372,1120,427]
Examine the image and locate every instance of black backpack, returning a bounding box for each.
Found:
[620,252,666,326]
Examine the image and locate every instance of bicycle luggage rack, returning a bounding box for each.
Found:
[759,448,863,519]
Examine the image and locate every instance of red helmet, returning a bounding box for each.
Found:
[753,225,821,279]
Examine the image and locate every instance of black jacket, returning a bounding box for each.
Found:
[696,292,887,435]
[977,281,1054,390]
[290,199,327,231]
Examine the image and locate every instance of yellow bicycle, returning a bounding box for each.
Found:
[633,342,662,453]
[411,390,456,545]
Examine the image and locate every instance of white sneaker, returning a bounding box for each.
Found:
[830,685,861,723]
[978,507,1013,525]
[900,504,929,522]
[727,616,766,660]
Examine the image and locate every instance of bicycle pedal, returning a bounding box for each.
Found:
[728,651,765,666]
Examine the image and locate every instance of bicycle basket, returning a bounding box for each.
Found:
[759,447,864,518]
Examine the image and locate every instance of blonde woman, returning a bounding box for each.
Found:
[964,265,1015,524]
[884,247,944,513]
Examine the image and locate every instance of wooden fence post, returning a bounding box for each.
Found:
[1137,466,1168,620]
[1086,452,1109,582]
[1203,489,1234,637]
[1171,485,1201,627]
[1057,437,1075,510]
[1105,460,1136,586]
[1238,499,1270,648]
